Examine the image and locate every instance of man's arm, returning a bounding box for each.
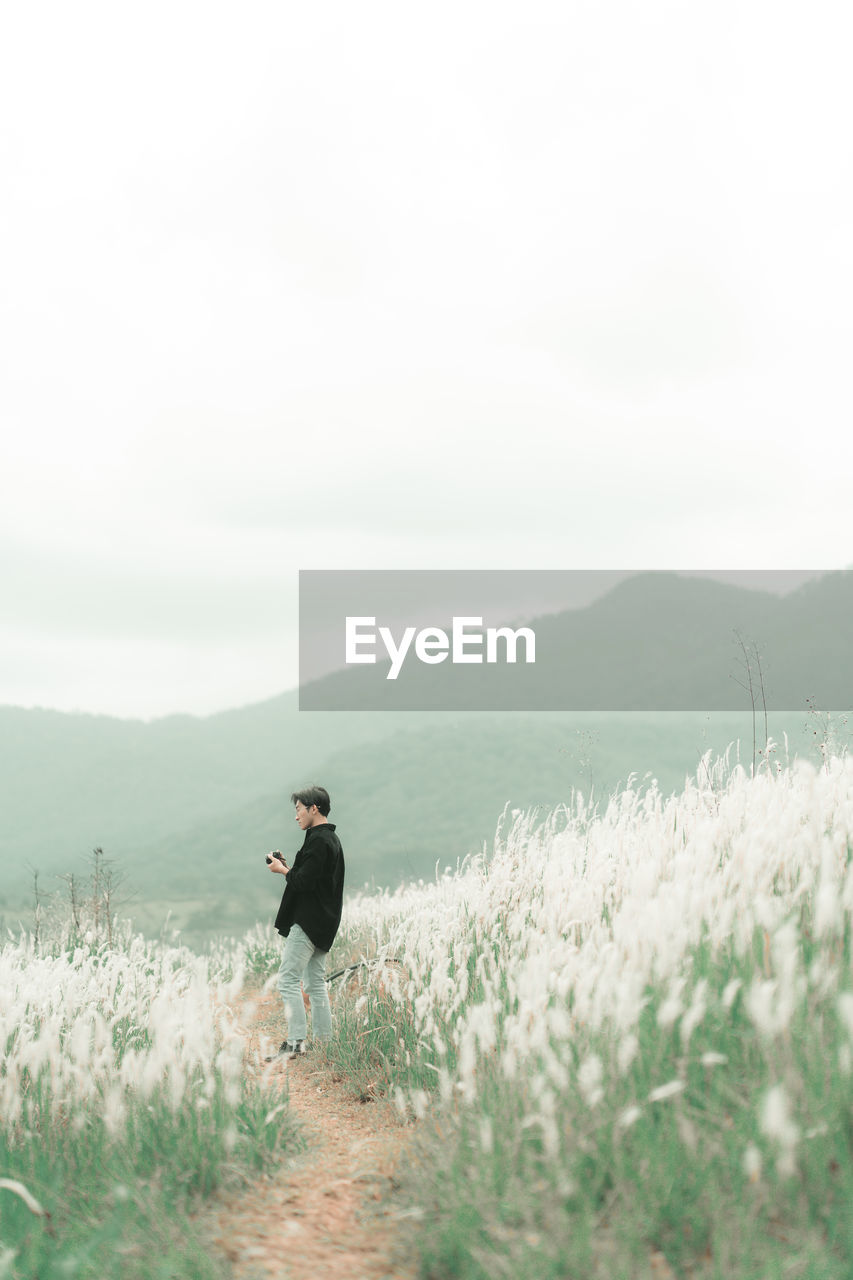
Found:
[285,841,329,891]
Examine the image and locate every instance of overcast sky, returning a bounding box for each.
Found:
[2,0,851,719]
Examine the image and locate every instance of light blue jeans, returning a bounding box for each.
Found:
[276,923,332,1043]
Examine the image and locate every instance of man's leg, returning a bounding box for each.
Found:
[303,944,333,1041]
[276,924,315,1044]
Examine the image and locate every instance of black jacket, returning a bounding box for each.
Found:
[274,822,345,953]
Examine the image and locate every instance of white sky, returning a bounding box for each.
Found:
[1,0,851,719]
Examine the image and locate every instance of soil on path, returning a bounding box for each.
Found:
[201,989,422,1280]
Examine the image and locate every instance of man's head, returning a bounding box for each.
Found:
[291,785,331,829]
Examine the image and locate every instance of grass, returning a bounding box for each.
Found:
[320,927,853,1278]
[12,750,852,1278]
[1,1071,302,1280]
[0,910,301,1279]
[312,758,853,1279]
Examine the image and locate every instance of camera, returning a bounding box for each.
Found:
[265,850,285,865]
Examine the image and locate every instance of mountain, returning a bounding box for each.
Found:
[0,695,427,870]
[300,570,853,710]
[2,707,821,946]
[1,570,847,944]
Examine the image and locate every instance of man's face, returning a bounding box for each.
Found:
[294,801,318,830]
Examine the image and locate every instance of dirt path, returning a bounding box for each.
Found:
[201,990,421,1280]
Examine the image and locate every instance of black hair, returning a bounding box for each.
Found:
[290,785,331,817]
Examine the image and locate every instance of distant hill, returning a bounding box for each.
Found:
[124,710,784,901]
[301,570,853,710]
[2,707,825,945]
[2,570,848,945]
[0,696,425,871]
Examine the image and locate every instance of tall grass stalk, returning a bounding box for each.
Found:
[0,919,299,1278]
[321,752,853,1277]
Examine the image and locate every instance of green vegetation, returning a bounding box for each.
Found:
[3,699,841,948]
[311,753,853,1278]
[0,873,300,1280]
[0,1077,296,1280]
[7,735,853,1278]
[389,930,853,1279]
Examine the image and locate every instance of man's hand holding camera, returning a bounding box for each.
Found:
[265,850,289,876]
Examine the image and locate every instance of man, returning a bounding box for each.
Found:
[267,785,345,1060]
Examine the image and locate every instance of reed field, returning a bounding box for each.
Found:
[0,894,298,1280]
[311,744,853,1278]
[4,743,853,1278]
